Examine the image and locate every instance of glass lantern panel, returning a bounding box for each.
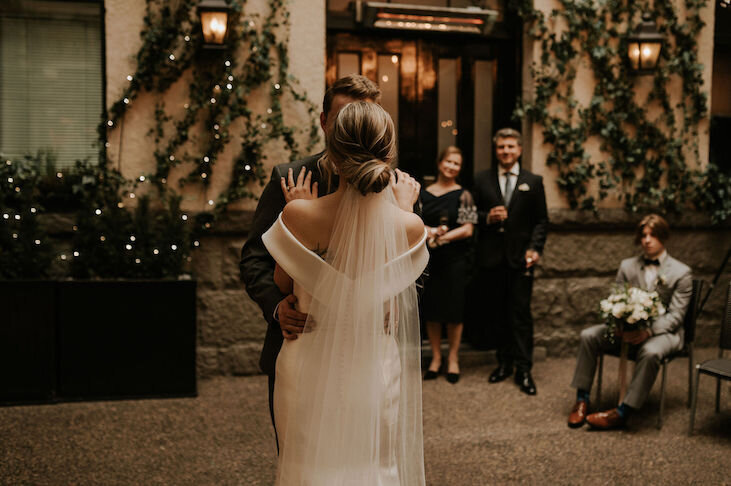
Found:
[628,42,641,70]
[640,42,661,70]
[200,11,227,44]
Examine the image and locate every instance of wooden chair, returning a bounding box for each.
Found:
[689,281,731,435]
[595,279,704,429]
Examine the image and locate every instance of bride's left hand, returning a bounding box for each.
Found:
[281,167,318,203]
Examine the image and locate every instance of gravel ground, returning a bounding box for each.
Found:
[1,350,729,485]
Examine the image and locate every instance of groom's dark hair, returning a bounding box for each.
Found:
[323,74,381,117]
[635,214,670,244]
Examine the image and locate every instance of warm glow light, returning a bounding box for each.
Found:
[201,11,228,45]
[391,55,398,64]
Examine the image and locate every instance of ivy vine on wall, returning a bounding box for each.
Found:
[508,0,723,217]
[103,0,320,215]
[1,0,322,279]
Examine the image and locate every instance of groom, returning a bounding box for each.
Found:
[240,74,420,443]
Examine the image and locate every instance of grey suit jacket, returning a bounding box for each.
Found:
[615,253,693,339]
[240,151,334,376]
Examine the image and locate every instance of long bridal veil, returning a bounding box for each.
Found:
[276,184,426,485]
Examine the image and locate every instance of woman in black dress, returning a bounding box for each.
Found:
[421,146,477,383]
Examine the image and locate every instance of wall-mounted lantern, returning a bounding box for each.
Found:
[198,0,231,48]
[627,13,665,74]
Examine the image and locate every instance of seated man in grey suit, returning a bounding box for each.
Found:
[568,214,692,429]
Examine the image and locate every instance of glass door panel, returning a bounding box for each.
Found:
[337,52,361,78]
[437,58,459,155]
[473,59,495,175]
[377,54,400,139]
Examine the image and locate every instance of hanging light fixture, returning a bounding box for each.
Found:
[197,0,231,48]
[357,2,497,36]
[626,12,665,74]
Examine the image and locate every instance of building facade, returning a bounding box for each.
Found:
[1,0,729,376]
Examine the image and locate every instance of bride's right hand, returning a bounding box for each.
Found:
[281,167,318,203]
[277,294,309,340]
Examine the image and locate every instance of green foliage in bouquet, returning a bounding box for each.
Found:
[599,284,666,343]
[0,156,54,279]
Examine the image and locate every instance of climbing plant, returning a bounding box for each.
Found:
[508,0,714,215]
[0,0,321,280]
[103,0,320,216]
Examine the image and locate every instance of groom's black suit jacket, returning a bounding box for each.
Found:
[472,165,548,269]
[240,152,333,376]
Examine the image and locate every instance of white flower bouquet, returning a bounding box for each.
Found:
[599,284,666,342]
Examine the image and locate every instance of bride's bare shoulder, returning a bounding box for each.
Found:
[399,210,425,248]
[281,199,327,249]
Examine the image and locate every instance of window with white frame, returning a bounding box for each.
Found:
[0,0,103,169]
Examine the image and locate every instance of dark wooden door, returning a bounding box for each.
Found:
[327,32,519,188]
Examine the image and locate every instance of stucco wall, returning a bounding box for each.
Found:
[101,1,727,378]
[102,0,325,376]
[525,0,715,209]
[104,0,325,214]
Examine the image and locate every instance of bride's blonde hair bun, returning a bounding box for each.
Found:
[328,101,396,196]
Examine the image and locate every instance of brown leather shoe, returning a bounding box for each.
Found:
[568,401,588,428]
[586,408,626,430]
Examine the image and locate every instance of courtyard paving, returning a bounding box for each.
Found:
[1,350,729,485]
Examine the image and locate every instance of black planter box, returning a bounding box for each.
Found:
[0,281,56,404]
[57,280,197,400]
[0,279,197,405]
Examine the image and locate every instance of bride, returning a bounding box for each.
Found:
[262,101,428,485]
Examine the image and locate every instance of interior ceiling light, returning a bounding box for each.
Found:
[358,1,498,36]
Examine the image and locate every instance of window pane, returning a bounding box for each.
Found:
[473,60,494,175]
[437,58,458,155]
[0,2,102,169]
[377,54,399,142]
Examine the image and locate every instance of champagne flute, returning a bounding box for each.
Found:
[523,256,533,277]
[438,214,449,235]
[497,206,506,233]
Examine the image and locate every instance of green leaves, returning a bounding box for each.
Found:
[509,0,712,216]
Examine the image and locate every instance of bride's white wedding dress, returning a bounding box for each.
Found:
[262,186,428,485]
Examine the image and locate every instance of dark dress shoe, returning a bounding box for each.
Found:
[586,409,625,429]
[446,372,460,384]
[488,365,513,383]
[423,369,439,380]
[568,400,588,428]
[515,371,537,395]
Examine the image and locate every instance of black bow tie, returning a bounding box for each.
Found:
[643,258,660,266]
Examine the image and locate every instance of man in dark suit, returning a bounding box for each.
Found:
[472,128,548,395]
[240,74,420,443]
